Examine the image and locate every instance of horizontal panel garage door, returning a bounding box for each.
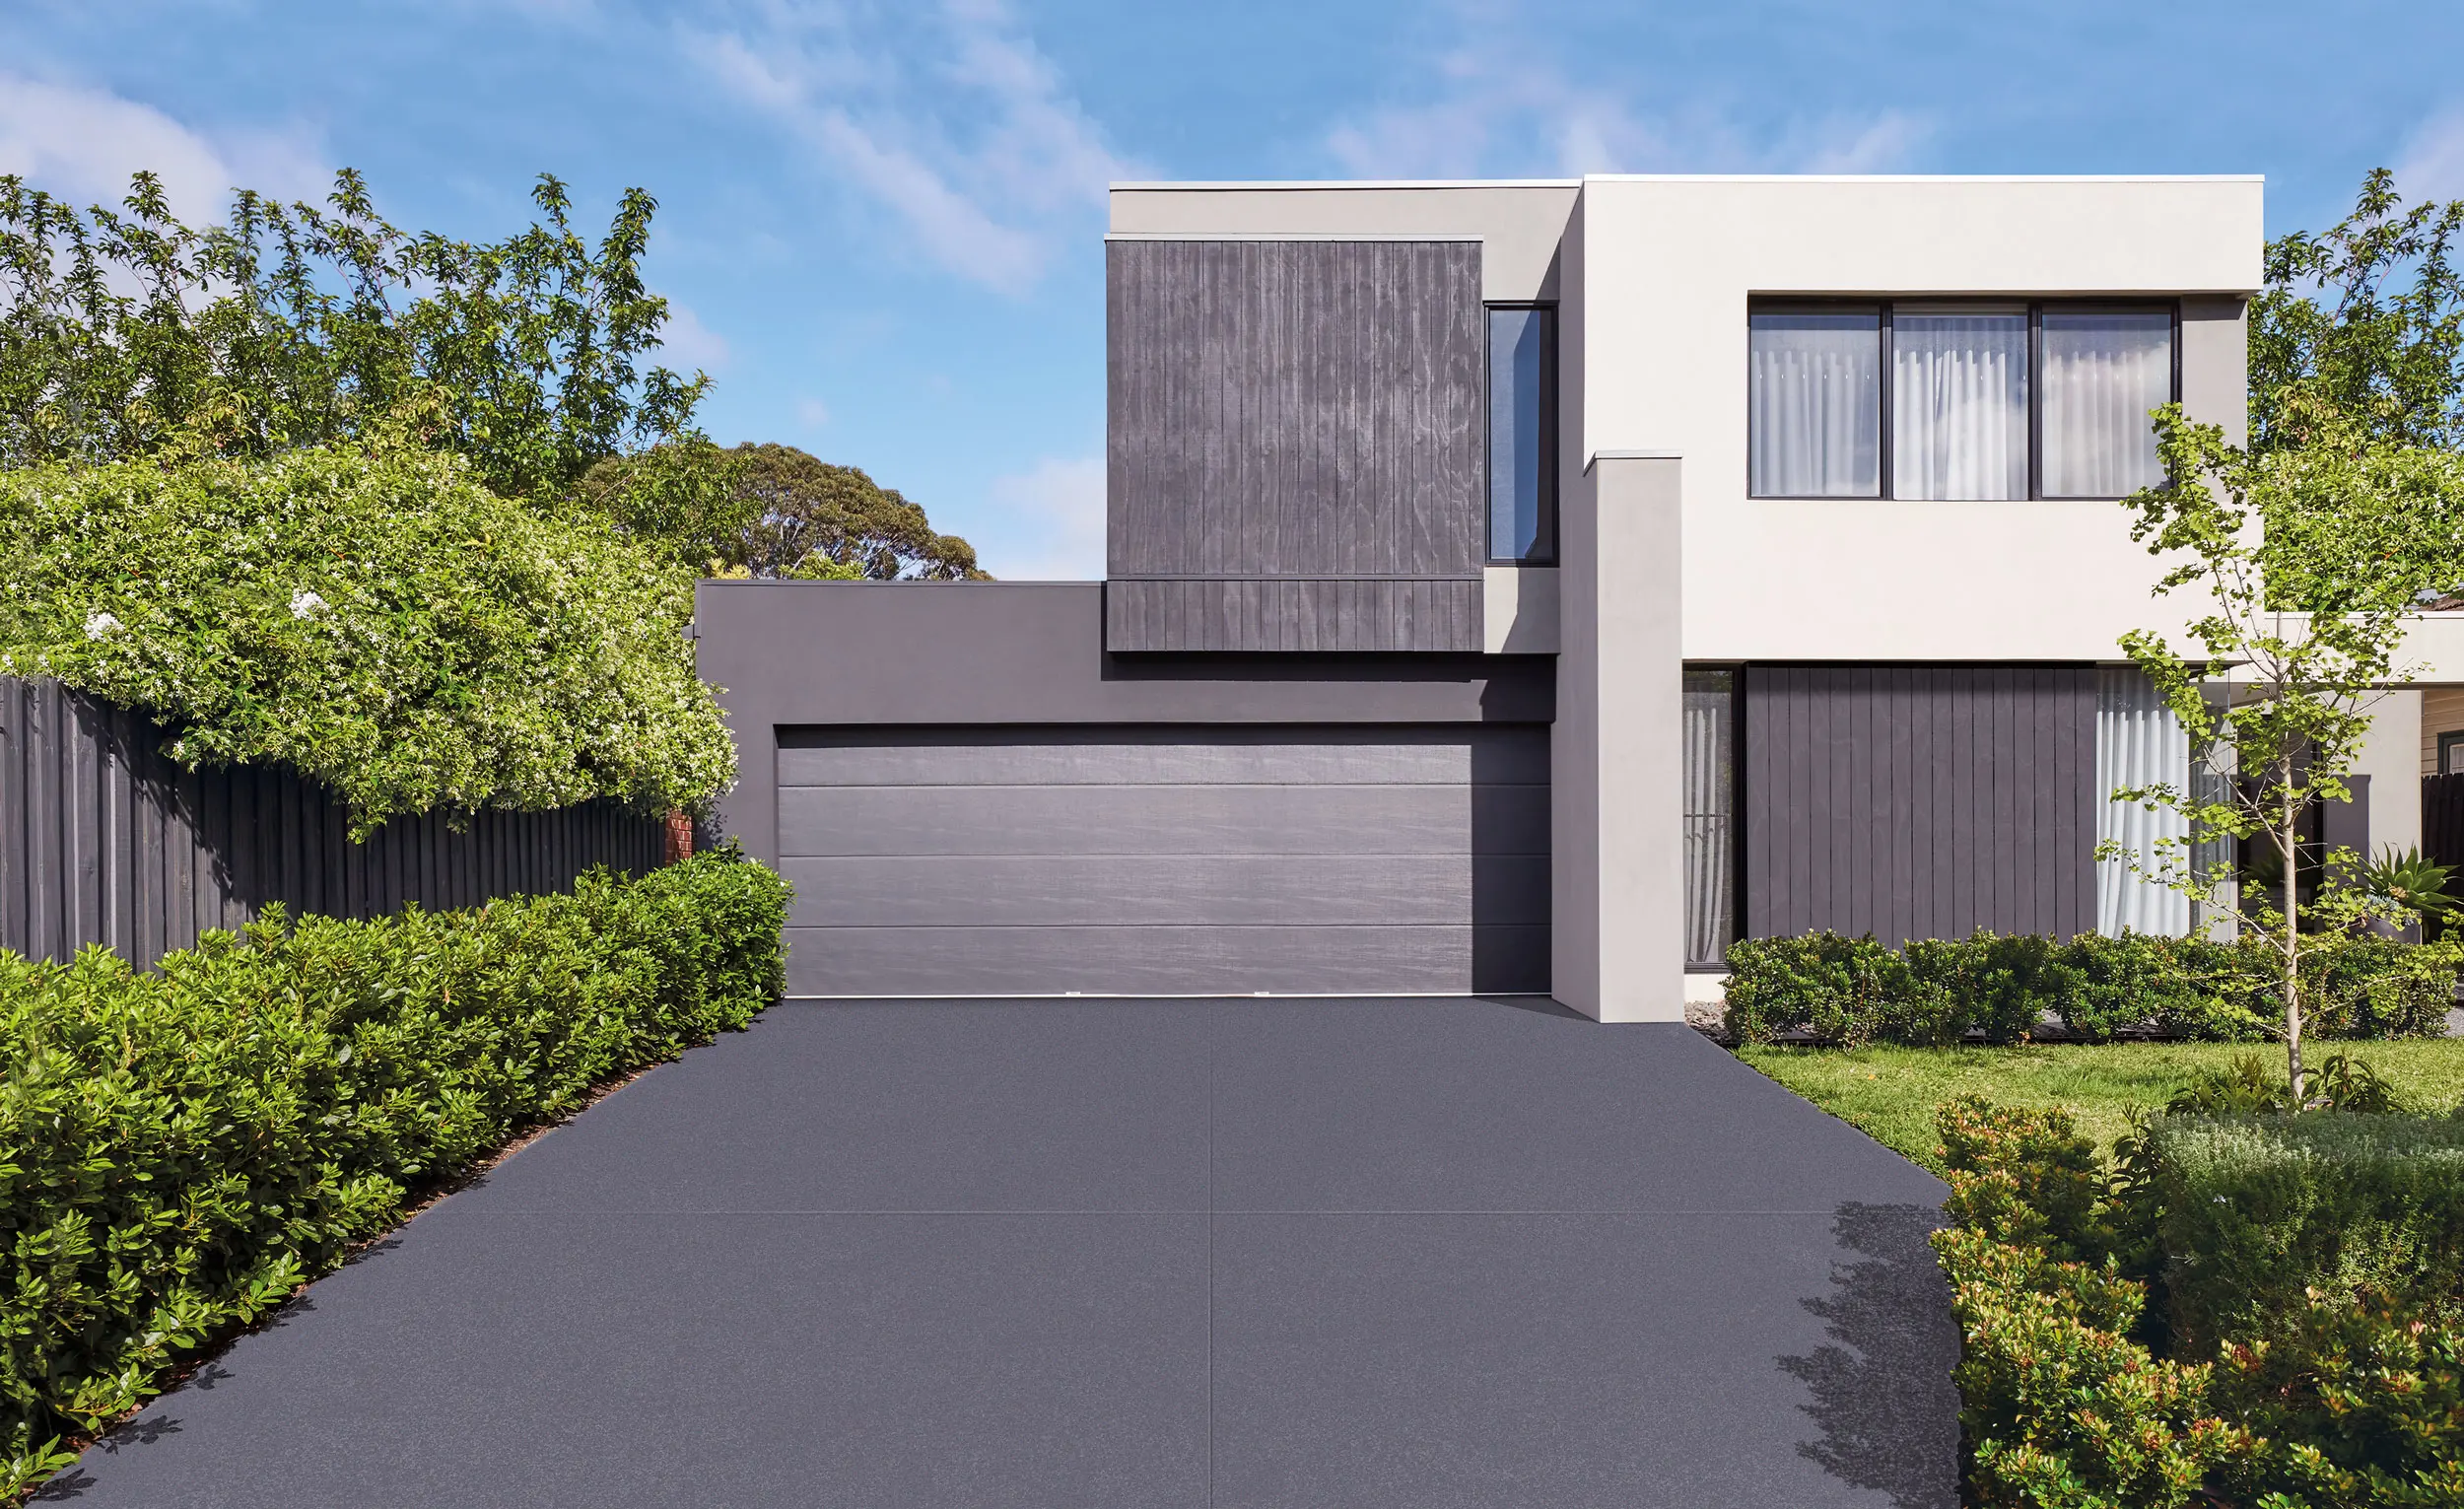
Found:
[778,724,1549,996]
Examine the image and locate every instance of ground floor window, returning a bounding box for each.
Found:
[2094,667,2191,936]
[1683,668,1737,965]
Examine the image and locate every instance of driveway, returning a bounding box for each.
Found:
[53,998,1958,1508]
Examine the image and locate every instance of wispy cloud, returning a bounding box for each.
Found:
[681,0,1137,295]
[652,298,732,373]
[793,395,832,429]
[0,73,326,225]
[1324,14,1928,178]
[986,454,1103,579]
[2394,105,2464,204]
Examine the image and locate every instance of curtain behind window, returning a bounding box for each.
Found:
[2043,309,2172,497]
[1683,670,1736,965]
[1893,309,2027,500]
[1748,310,1880,497]
[2096,667,2192,937]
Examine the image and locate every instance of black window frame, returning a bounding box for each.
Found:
[2440,729,2464,777]
[1746,298,2182,503]
[1484,301,1559,565]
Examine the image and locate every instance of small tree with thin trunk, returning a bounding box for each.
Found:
[2113,406,2460,1101]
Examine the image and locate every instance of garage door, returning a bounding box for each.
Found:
[777,724,1549,996]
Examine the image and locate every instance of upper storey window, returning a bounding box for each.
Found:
[1487,305,1557,563]
[1747,301,2177,501]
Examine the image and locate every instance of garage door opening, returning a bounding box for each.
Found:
[776,723,1549,996]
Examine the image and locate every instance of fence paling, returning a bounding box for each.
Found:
[0,676,666,968]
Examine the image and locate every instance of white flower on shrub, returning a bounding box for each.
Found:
[83,610,119,639]
[291,589,328,619]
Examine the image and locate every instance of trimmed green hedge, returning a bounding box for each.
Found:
[0,848,790,1492]
[1724,929,2456,1047]
[1931,1093,2464,1507]
[2151,1112,2464,1352]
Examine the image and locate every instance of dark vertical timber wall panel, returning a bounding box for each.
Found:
[1744,666,2094,944]
[0,678,665,969]
[1107,239,1484,652]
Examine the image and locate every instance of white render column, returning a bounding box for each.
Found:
[1552,451,1686,1021]
[2355,688,2424,858]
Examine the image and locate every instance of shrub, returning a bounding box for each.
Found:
[2211,1289,2464,1508]
[1720,927,2455,1047]
[0,848,790,1490]
[2149,1112,2464,1354]
[1936,1096,2104,1258]
[0,446,737,833]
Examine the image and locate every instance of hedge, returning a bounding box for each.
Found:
[1932,1093,2464,1507]
[2151,1112,2464,1352]
[0,847,790,1493]
[1724,928,2456,1047]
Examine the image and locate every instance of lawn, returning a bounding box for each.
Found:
[1735,1038,2464,1173]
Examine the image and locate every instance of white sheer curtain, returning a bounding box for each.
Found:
[2096,667,2192,937]
[1683,671,1735,965]
[2043,309,2172,497]
[1748,311,1880,497]
[1892,309,2028,500]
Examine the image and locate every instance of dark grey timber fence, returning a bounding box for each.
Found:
[1,677,663,969]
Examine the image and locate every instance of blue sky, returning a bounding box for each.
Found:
[5,0,2464,578]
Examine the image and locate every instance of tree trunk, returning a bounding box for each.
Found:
[2282,766,2305,1106]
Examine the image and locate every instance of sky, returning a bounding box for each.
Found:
[4,0,2464,579]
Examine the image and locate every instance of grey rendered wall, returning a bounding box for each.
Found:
[1743,665,2096,944]
[1106,239,1485,652]
[0,677,662,968]
[691,580,1553,869]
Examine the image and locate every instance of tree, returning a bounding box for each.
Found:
[0,168,707,498]
[579,441,986,580]
[2114,172,2464,1102]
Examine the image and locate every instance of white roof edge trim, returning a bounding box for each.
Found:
[1586,448,1683,471]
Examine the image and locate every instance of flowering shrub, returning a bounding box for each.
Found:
[0,446,734,833]
[0,848,789,1496]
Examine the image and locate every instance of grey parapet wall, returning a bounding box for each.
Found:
[0,677,663,970]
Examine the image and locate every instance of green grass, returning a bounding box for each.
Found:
[1736,1039,2464,1173]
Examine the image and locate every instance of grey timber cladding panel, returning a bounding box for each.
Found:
[1107,239,1484,652]
[0,677,663,969]
[1743,666,2095,945]
[776,723,1548,995]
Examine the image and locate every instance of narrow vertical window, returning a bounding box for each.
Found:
[1892,307,2028,500]
[1487,305,1556,562]
[2041,309,2174,498]
[1683,668,1737,966]
[1748,308,1881,497]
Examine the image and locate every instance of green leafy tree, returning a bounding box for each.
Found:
[0,168,707,499]
[576,441,986,579]
[2113,174,2464,1103]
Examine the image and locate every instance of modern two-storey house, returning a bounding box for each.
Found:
[695,171,2374,1021]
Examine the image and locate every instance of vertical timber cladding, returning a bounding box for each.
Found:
[1743,666,2096,944]
[775,723,1549,995]
[1106,239,1486,652]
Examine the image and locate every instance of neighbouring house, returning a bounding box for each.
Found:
[696,171,2456,1018]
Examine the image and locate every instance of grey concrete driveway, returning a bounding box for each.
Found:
[52,998,1957,1508]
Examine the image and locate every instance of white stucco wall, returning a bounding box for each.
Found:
[1574,175,2264,662]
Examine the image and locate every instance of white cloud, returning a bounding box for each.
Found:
[1324,22,1927,179]
[681,1,1137,295]
[2394,105,2464,204]
[986,454,1104,580]
[653,299,732,373]
[0,73,325,225]
[794,396,832,429]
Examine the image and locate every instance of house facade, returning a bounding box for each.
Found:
[694,171,2366,1021]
